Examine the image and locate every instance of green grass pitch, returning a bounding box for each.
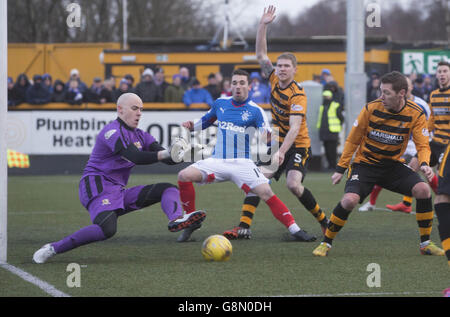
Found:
[2,173,448,297]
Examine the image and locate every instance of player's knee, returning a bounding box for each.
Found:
[341,193,359,210]
[253,184,274,201]
[93,211,118,239]
[286,178,303,195]
[178,167,202,183]
[411,182,431,199]
[178,168,194,182]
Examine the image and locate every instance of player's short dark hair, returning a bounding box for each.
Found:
[277,52,297,67]
[437,60,450,69]
[380,71,408,94]
[232,69,250,82]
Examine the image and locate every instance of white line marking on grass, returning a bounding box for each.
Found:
[10,210,84,215]
[0,262,70,297]
[270,290,439,297]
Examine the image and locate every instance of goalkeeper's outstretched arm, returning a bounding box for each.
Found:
[115,139,178,165]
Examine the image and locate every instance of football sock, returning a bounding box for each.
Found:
[434,202,450,265]
[323,202,351,245]
[416,198,434,243]
[429,174,438,194]
[238,194,260,229]
[178,181,196,213]
[370,185,382,205]
[161,187,183,221]
[51,224,106,254]
[402,195,413,207]
[298,187,328,227]
[288,223,301,234]
[265,195,296,228]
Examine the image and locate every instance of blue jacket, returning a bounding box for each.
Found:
[182,88,213,107]
[26,83,51,105]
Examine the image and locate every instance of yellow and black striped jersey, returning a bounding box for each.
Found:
[428,86,450,145]
[268,70,310,148]
[336,99,431,172]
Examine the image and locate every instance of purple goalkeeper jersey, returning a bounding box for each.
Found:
[82,118,156,186]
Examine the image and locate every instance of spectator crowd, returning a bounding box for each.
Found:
[7,66,272,108]
[8,65,439,109]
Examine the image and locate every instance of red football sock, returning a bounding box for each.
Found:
[177,181,196,213]
[370,185,382,205]
[265,195,295,228]
[429,174,438,194]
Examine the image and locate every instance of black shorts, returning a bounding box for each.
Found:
[438,144,450,196]
[271,147,311,182]
[430,141,447,167]
[345,162,424,203]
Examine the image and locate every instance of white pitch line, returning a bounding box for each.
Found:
[269,290,439,297]
[0,262,70,297]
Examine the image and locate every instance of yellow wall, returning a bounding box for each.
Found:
[9,43,389,89]
[8,42,120,85]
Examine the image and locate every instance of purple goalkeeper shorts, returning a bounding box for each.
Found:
[79,175,145,222]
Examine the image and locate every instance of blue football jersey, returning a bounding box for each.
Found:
[199,97,271,159]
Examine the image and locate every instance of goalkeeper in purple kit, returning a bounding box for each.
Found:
[33,93,205,263]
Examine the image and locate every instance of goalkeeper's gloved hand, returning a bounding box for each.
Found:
[169,137,190,163]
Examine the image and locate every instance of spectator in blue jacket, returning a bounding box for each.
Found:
[42,73,53,94]
[26,75,51,105]
[65,68,88,94]
[182,78,213,107]
[249,71,270,104]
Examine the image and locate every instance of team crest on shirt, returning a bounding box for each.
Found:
[104,129,117,140]
[241,110,251,121]
[102,199,111,206]
[134,141,142,149]
[422,128,429,137]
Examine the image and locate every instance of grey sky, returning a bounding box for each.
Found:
[218,0,415,30]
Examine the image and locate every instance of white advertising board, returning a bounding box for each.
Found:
[7,111,210,154]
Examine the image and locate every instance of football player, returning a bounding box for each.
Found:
[33,93,205,263]
[176,68,316,243]
[359,76,435,213]
[313,71,444,257]
[223,6,328,240]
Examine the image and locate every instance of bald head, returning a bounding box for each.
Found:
[117,93,144,129]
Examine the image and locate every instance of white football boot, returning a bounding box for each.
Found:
[33,244,56,264]
[358,201,375,212]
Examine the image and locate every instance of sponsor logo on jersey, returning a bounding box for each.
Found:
[368,130,404,145]
[134,141,142,149]
[433,107,450,116]
[291,104,303,111]
[104,129,117,140]
[217,120,246,133]
[102,199,111,206]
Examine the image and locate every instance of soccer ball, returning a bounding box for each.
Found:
[201,235,233,262]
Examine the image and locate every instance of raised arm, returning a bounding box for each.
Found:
[256,6,276,78]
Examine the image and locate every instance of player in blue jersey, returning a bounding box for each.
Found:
[176,69,316,242]
[33,93,205,263]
